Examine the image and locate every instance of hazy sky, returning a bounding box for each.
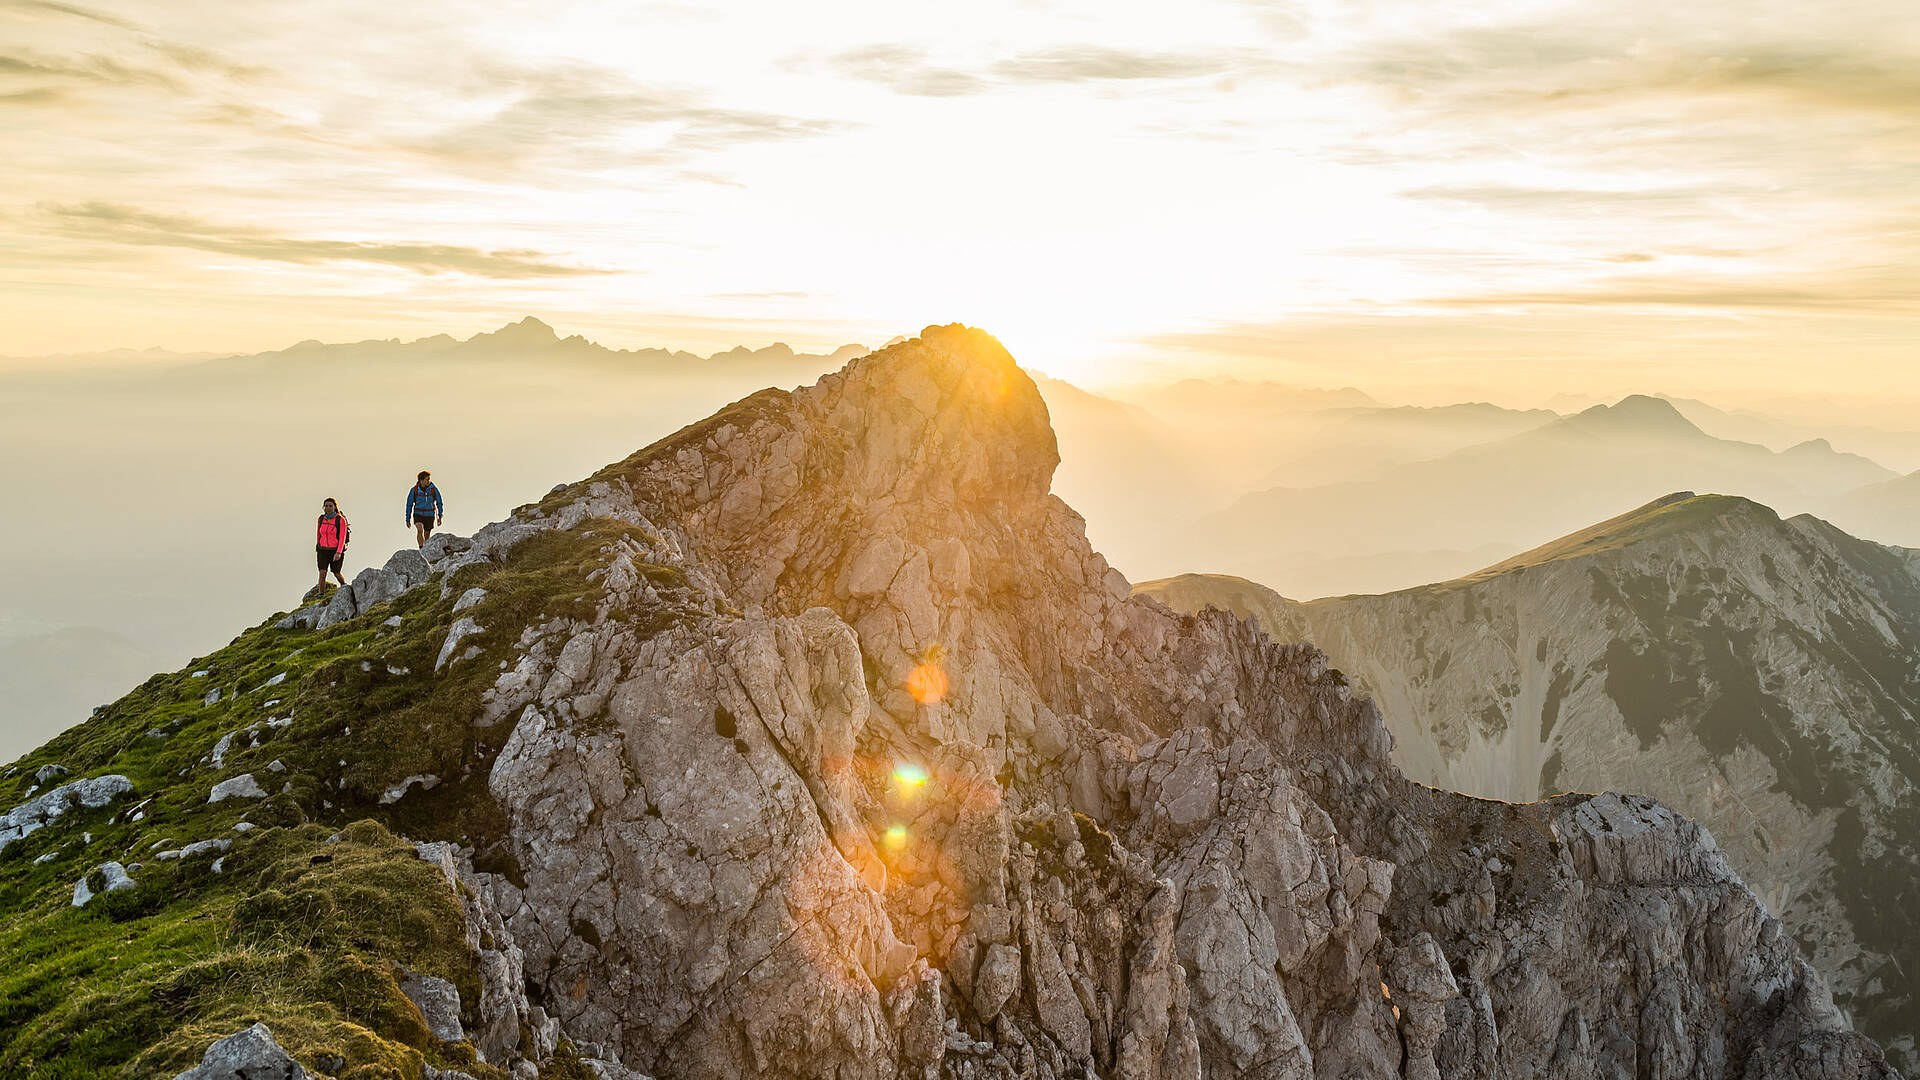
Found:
[2,0,1916,397]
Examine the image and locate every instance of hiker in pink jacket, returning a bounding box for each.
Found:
[315,498,351,593]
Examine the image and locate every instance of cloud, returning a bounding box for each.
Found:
[993,46,1240,84]
[1335,23,1920,121]
[1400,183,1757,224]
[40,202,611,278]
[827,45,985,97]
[0,85,64,105]
[0,0,138,30]
[407,61,846,169]
[1427,274,1920,314]
[141,39,263,81]
[0,40,259,102]
[826,44,1258,96]
[0,49,180,89]
[1405,184,1727,209]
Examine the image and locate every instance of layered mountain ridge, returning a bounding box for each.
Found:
[1140,493,1920,1068]
[1183,389,1904,600]
[0,329,1895,1078]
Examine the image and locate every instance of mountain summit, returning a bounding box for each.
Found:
[0,329,1893,1078]
[478,315,560,343]
[1142,491,1920,1067]
[1563,394,1706,439]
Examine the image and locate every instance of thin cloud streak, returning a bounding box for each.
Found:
[825,43,1265,96]
[1335,26,1920,120]
[402,61,848,170]
[1427,276,1920,314]
[40,202,612,278]
[0,0,138,30]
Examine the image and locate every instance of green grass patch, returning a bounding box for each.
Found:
[0,516,691,1076]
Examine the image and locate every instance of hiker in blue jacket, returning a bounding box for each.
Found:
[405,469,444,547]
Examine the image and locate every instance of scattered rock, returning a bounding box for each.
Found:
[0,774,133,855]
[207,774,267,803]
[71,861,136,907]
[435,617,485,672]
[453,587,488,613]
[171,1022,310,1080]
[401,972,465,1042]
[384,548,433,588]
[155,839,231,861]
[379,774,440,804]
[420,532,473,566]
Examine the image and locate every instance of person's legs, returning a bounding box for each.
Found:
[316,546,330,591]
[415,519,429,547]
[331,550,348,586]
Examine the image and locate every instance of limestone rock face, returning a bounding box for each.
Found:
[1139,493,1920,1069]
[280,327,1890,1079]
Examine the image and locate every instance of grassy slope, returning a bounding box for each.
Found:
[0,522,684,1080]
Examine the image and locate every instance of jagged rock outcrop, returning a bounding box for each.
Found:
[350,326,1888,1078]
[1139,492,1920,1068]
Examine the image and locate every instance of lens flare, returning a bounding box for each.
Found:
[907,663,948,704]
[885,824,908,850]
[894,763,929,790]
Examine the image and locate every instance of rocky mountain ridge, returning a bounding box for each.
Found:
[0,329,1896,1078]
[1139,493,1920,1068]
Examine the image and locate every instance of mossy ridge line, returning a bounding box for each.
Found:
[0,517,689,1078]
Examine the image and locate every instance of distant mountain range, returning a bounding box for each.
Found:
[2,317,870,376]
[1139,492,1920,1067]
[219,316,870,372]
[1250,401,1560,488]
[1175,394,1905,598]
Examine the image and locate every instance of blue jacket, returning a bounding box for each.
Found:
[405,482,443,523]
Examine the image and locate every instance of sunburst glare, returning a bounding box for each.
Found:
[906,663,948,705]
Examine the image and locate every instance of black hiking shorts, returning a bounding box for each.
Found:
[413,517,435,538]
[317,545,343,574]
